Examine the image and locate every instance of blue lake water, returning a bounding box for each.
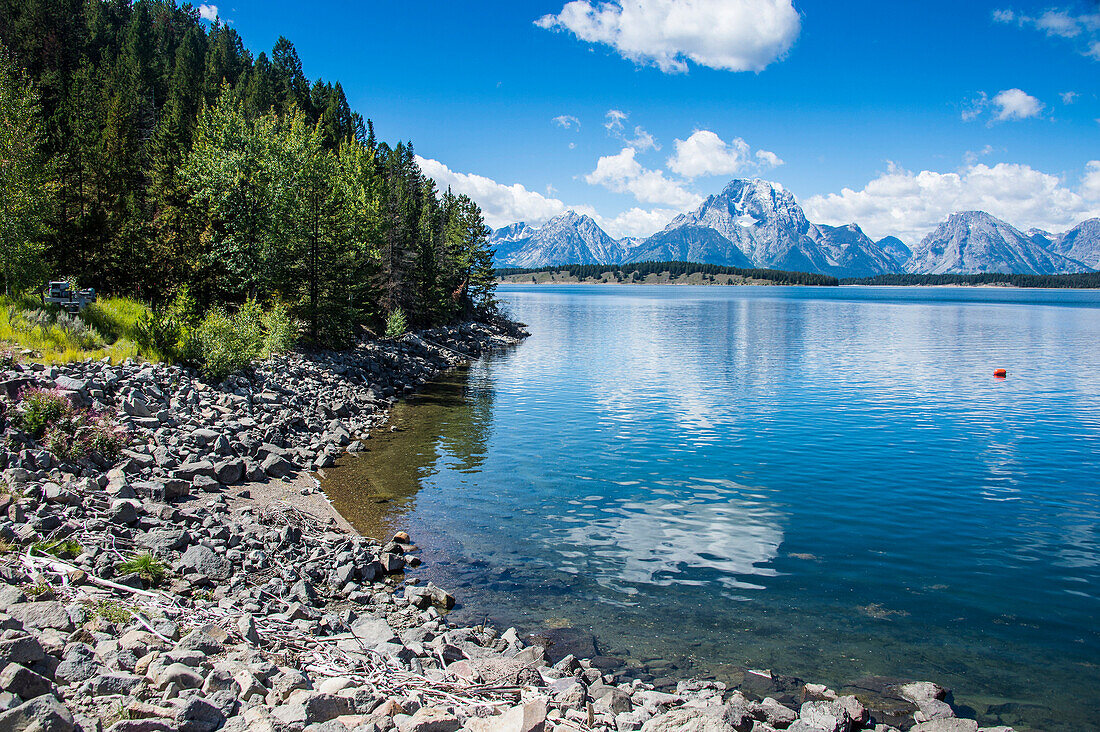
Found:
[323,285,1100,731]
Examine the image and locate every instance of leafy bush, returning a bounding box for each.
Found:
[262,302,296,355]
[188,299,297,381]
[16,387,72,438]
[385,307,407,338]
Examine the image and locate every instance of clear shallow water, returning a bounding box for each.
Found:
[323,285,1100,731]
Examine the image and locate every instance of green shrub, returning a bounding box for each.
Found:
[262,302,296,355]
[16,387,72,438]
[385,307,407,338]
[189,299,297,381]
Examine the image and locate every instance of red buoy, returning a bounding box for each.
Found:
[993,368,1007,378]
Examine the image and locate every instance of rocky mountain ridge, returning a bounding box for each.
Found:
[489,179,1100,276]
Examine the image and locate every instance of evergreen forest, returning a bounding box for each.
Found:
[0,0,497,347]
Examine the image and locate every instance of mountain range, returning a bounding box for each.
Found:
[489,178,1099,276]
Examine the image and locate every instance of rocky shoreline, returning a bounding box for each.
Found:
[0,318,1013,732]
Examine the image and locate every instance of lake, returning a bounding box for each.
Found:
[322,284,1100,731]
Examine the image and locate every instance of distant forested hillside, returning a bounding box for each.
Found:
[496,261,841,287]
[840,273,1100,289]
[0,1,495,343]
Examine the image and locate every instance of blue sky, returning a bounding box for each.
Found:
[205,0,1100,243]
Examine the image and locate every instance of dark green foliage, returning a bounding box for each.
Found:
[840,273,1100,288]
[0,0,496,345]
[497,261,841,287]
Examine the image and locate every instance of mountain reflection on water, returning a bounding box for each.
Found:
[322,284,1100,732]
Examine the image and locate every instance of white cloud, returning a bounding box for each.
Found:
[992,88,1044,120]
[1083,161,1100,200]
[1061,90,1079,104]
[604,109,628,134]
[666,130,783,178]
[603,110,659,151]
[198,3,218,21]
[535,0,801,73]
[993,7,1100,60]
[586,147,703,209]
[805,161,1100,243]
[552,114,581,130]
[962,89,1044,123]
[963,144,996,165]
[597,207,680,238]
[415,156,570,228]
[755,149,784,168]
[667,130,750,178]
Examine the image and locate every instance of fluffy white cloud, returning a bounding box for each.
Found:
[586,147,703,208]
[755,149,784,167]
[597,207,680,238]
[535,0,801,73]
[552,114,581,129]
[198,3,218,21]
[993,7,1100,59]
[666,130,783,178]
[992,88,1044,120]
[804,161,1100,243]
[1061,90,1079,104]
[962,89,1044,123]
[1083,161,1100,200]
[415,156,570,228]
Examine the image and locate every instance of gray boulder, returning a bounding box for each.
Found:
[0,694,74,732]
[177,545,231,581]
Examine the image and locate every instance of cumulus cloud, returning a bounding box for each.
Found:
[198,3,218,21]
[993,6,1100,59]
[666,130,783,178]
[963,88,1044,123]
[597,207,681,238]
[992,88,1044,120]
[1061,90,1079,104]
[755,149,785,167]
[804,161,1100,243]
[586,147,703,208]
[415,156,571,228]
[552,115,581,130]
[535,0,801,73]
[1083,160,1100,200]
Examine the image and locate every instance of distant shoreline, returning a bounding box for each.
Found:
[495,265,1100,290]
[496,276,1100,291]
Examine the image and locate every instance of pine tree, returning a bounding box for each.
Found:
[0,47,52,295]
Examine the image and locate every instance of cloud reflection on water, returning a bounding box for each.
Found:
[548,486,784,597]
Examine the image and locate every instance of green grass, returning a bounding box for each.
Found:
[0,295,152,364]
[84,598,132,624]
[30,539,83,559]
[116,552,167,585]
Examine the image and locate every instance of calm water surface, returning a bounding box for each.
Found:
[323,285,1100,731]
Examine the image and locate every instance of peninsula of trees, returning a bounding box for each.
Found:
[0,0,496,346]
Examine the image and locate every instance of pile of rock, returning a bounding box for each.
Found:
[0,319,1013,732]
